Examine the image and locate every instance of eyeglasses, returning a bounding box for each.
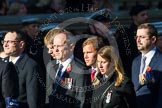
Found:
[1,40,20,44]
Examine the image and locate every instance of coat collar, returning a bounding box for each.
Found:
[14,54,30,70]
[149,50,161,68]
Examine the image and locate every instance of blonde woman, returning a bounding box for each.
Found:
[91,46,136,108]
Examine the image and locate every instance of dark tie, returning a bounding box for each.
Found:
[57,64,63,78]
[140,56,146,74]
[53,64,63,89]
[91,69,96,81]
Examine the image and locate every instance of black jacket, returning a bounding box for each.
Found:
[5,54,42,108]
[91,73,136,108]
[0,60,19,108]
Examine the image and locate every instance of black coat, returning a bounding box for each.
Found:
[7,54,42,108]
[91,73,136,108]
[114,26,139,78]
[0,60,19,108]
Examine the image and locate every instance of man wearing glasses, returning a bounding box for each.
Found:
[45,28,90,108]
[2,30,42,108]
[132,23,162,108]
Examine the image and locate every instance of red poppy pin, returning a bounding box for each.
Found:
[146,66,152,72]
[145,66,155,83]
[66,64,71,73]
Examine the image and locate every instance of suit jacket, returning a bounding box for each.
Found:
[91,73,136,108]
[0,60,19,108]
[48,57,91,108]
[45,60,57,104]
[132,50,162,108]
[11,54,42,108]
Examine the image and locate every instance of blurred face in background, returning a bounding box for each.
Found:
[7,2,27,15]
[46,44,55,59]
[18,3,27,15]
[25,23,40,39]
[133,10,148,26]
[50,0,66,12]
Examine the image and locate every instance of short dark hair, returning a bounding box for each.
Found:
[138,23,158,38]
[6,30,27,42]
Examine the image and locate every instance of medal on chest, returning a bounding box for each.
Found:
[106,89,112,103]
[60,78,73,89]
[139,73,146,85]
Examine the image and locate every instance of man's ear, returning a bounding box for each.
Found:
[151,36,157,43]
[70,43,75,48]
[19,41,25,48]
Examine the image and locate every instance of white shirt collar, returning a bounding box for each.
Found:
[142,47,156,74]
[9,55,21,64]
[91,66,96,70]
[91,66,98,76]
[143,47,156,59]
[60,55,74,72]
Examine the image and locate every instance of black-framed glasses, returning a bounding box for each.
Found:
[1,40,20,44]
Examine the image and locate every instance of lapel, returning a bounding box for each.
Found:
[48,60,59,81]
[136,51,160,91]
[60,57,82,83]
[148,51,160,69]
[133,55,142,91]
[14,54,29,74]
[61,60,73,78]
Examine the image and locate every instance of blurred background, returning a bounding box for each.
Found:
[0,0,162,34]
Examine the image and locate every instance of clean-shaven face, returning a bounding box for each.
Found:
[83,43,97,66]
[3,32,21,56]
[97,54,109,75]
[46,44,55,59]
[53,33,72,62]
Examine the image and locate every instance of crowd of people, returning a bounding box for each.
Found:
[0,2,162,108]
[1,0,162,15]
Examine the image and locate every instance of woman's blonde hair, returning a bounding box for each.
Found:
[97,45,124,86]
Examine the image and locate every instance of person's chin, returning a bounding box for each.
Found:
[100,71,105,75]
[137,46,142,50]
